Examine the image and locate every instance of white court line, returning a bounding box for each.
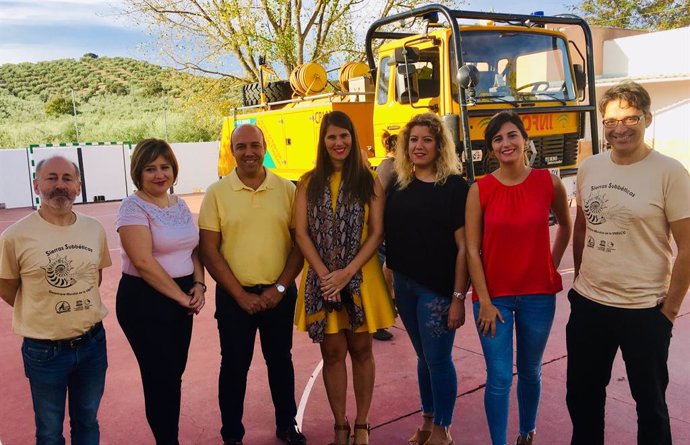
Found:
[296,359,324,429]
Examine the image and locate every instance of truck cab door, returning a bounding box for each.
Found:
[373,43,442,156]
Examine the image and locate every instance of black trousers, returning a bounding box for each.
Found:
[566,289,673,445]
[116,273,193,445]
[216,283,298,442]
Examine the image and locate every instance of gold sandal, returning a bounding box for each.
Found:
[352,423,370,445]
[329,421,351,445]
[408,428,431,445]
[408,413,434,445]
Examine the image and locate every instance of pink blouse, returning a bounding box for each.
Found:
[116,194,198,278]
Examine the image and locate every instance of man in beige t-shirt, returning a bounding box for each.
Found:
[567,82,690,445]
[0,156,112,444]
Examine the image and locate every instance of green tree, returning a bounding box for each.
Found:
[121,0,456,81]
[44,95,73,117]
[573,0,690,30]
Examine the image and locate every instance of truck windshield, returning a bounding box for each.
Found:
[454,30,576,103]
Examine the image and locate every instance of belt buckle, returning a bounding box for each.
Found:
[69,336,86,348]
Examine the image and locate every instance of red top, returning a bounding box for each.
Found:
[473,168,562,301]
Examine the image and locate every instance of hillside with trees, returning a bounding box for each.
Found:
[0,54,239,148]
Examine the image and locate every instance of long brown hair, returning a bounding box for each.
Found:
[302,111,375,205]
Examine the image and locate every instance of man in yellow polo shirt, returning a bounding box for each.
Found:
[199,124,306,445]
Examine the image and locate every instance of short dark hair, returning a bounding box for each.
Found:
[484,111,529,148]
[599,81,651,116]
[130,139,179,190]
[35,156,81,180]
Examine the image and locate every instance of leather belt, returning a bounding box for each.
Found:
[25,321,103,349]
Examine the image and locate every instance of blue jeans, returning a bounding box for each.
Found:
[393,272,457,426]
[22,325,108,445]
[473,295,555,445]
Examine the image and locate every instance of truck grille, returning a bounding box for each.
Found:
[465,133,579,177]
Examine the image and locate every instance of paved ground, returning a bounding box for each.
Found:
[1,195,689,444]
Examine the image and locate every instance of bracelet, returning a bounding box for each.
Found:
[193,281,207,292]
[452,291,466,301]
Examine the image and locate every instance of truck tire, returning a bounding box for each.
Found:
[264,81,292,102]
[241,81,292,106]
[242,83,261,106]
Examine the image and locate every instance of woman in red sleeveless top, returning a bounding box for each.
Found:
[465,111,572,445]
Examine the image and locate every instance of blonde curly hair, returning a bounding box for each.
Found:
[394,113,461,189]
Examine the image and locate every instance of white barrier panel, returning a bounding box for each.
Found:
[171,141,220,194]
[81,144,130,202]
[0,141,220,208]
[0,148,33,209]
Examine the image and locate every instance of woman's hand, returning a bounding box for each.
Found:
[477,301,504,337]
[320,268,353,299]
[187,283,206,315]
[447,299,466,330]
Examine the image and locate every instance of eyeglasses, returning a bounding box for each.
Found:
[602,115,644,128]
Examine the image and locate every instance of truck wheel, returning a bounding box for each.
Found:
[242,81,292,106]
[264,81,292,102]
[242,83,261,106]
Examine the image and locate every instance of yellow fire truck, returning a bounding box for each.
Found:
[218,4,600,183]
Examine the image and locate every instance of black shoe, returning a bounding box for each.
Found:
[373,328,393,341]
[276,425,307,445]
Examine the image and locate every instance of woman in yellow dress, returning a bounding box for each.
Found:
[295,110,396,445]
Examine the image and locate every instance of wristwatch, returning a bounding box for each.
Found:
[452,291,466,301]
[275,283,287,294]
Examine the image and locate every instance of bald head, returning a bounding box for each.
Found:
[230,124,267,178]
[231,124,266,150]
[36,156,81,180]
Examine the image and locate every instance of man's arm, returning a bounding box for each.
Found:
[0,278,19,307]
[572,205,586,280]
[198,229,264,314]
[661,217,690,323]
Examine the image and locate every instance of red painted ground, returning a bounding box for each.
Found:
[1,195,689,444]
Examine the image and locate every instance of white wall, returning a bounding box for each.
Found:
[603,27,690,78]
[171,141,220,194]
[0,141,220,209]
[0,149,32,209]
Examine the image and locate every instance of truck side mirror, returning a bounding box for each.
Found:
[396,64,419,104]
[457,65,480,89]
[394,47,420,64]
[573,64,586,99]
[398,64,417,76]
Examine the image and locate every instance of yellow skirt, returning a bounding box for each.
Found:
[295,253,396,335]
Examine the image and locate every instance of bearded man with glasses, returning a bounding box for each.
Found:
[566,81,690,445]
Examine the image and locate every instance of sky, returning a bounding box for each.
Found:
[0,0,575,67]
